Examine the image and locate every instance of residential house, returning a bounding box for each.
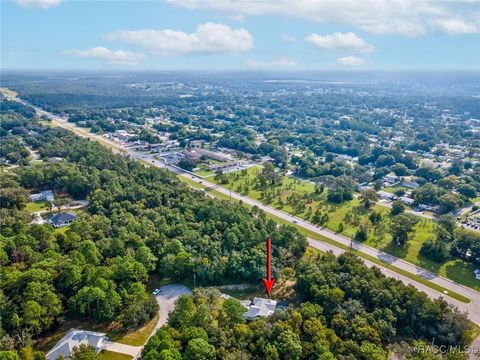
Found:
[243,297,277,321]
[46,329,108,360]
[402,181,420,189]
[357,184,372,192]
[30,190,54,202]
[48,157,64,163]
[377,191,395,201]
[190,140,204,148]
[419,204,440,213]
[48,212,77,228]
[383,174,399,185]
[399,196,414,206]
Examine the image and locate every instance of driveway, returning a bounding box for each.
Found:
[153,284,192,331]
[103,341,141,357]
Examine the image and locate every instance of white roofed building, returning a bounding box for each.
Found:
[46,329,108,360]
[243,297,277,321]
[30,190,54,202]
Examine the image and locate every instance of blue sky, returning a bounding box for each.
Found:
[1,0,479,71]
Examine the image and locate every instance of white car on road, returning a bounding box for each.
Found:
[152,288,162,296]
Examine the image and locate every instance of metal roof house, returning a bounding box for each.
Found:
[48,212,77,228]
[30,190,54,202]
[243,297,277,321]
[46,328,108,360]
[377,190,395,201]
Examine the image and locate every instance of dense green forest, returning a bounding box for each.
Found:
[0,106,306,357]
[0,98,477,359]
[142,253,474,360]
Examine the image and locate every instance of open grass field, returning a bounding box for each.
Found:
[98,351,132,360]
[25,201,49,213]
[220,284,264,300]
[381,184,409,194]
[204,168,480,293]
[176,174,471,302]
[194,164,215,177]
[109,314,158,346]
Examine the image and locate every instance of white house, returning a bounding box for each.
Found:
[419,204,440,213]
[243,297,277,321]
[399,196,415,206]
[46,329,108,360]
[30,190,54,202]
[357,184,372,192]
[383,174,399,185]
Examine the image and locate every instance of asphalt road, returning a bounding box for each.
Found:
[7,93,480,325]
[180,172,480,324]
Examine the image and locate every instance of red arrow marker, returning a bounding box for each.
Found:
[262,237,275,297]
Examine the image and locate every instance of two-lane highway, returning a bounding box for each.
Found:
[5,92,480,325]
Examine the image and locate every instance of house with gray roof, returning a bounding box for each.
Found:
[30,190,54,202]
[48,212,77,228]
[377,190,395,201]
[243,297,277,321]
[46,328,108,360]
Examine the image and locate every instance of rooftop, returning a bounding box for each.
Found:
[244,297,277,320]
[48,212,77,227]
[46,328,107,360]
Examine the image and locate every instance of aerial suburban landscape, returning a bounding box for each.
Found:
[1,1,480,360]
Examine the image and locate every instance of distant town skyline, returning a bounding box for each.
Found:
[2,0,479,71]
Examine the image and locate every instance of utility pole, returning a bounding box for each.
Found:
[193,273,196,288]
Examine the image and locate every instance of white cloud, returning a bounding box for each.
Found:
[104,22,253,56]
[63,47,145,66]
[336,56,366,67]
[246,57,297,68]
[430,19,479,34]
[169,0,480,36]
[306,32,374,53]
[281,34,297,43]
[14,0,61,8]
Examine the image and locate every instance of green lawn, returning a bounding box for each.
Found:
[439,260,480,290]
[35,314,158,354]
[98,351,132,360]
[107,314,158,346]
[194,164,215,177]
[194,169,480,296]
[220,284,264,300]
[25,201,49,213]
[381,184,408,194]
